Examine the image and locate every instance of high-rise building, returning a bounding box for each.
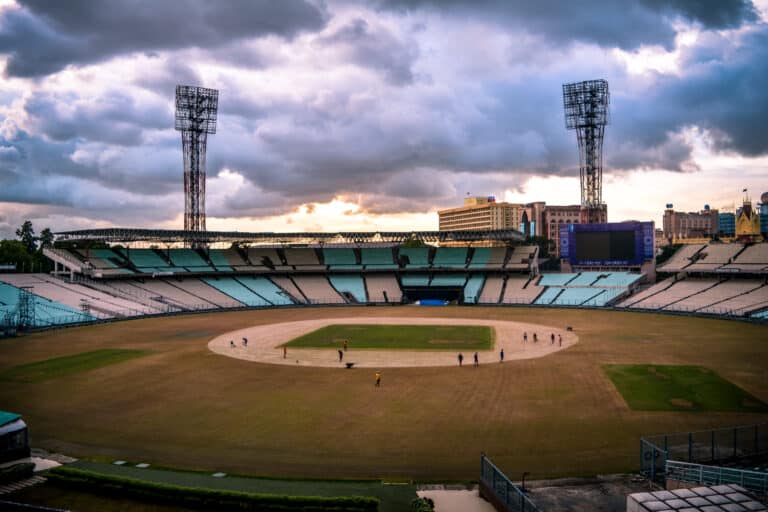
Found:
[438,196,525,232]
[662,206,719,241]
[718,212,736,237]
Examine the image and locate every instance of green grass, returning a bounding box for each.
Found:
[0,349,151,383]
[283,324,493,350]
[604,364,768,412]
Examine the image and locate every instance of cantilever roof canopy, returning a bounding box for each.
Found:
[54,228,525,245]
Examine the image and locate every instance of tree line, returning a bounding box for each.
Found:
[0,220,54,273]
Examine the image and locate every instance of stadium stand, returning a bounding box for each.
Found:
[360,248,398,269]
[269,276,308,303]
[432,247,467,269]
[697,283,768,316]
[235,276,295,306]
[628,279,719,309]
[550,287,605,306]
[684,243,743,272]
[534,287,562,305]
[468,247,507,269]
[292,275,346,303]
[202,277,269,307]
[478,276,504,303]
[323,248,362,270]
[400,274,430,287]
[617,277,675,307]
[593,272,643,288]
[664,279,763,312]
[246,248,289,271]
[583,288,626,307]
[720,243,768,272]
[87,279,178,312]
[133,279,221,310]
[329,275,367,303]
[539,273,578,286]
[162,278,242,308]
[207,249,237,271]
[463,275,485,304]
[430,274,467,286]
[0,280,94,327]
[76,248,133,275]
[657,244,706,272]
[501,276,543,304]
[399,247,431,269]
[505,245,536,270]
[167,249,214,272]
[365,275,402,303]
[118,248,172,273]
[565,271,604,286]
[284,248,325,271]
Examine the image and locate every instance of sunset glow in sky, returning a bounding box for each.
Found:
[0,0,767,236]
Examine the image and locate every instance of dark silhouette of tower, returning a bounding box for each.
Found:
[563,79,610,224]
[175,85,219,236]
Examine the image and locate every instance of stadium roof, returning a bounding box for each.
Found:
[54,228,525,244]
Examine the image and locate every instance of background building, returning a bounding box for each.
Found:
[438,196,524,232]
[662,205,719,242]
[718,212,736,237]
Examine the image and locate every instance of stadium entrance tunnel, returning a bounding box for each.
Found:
[403,288,462,303]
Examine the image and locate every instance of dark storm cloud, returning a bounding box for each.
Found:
[318,17,417,85]
[373,0,757,50]
[0,0,328,77]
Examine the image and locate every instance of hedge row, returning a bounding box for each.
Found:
[47,467,378,512]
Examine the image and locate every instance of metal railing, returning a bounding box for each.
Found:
[666,460,768,497]
[480,454,542,512]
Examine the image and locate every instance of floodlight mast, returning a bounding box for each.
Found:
[562,79,610,224]
[175,85,219,240]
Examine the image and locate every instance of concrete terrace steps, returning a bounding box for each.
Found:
[0,475,47,496]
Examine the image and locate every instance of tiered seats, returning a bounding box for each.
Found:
[566,272,603,286]
[284,249,325,271]
[630,279,718,309]
[292,276,345,303]
[698,284,768,315]
[81,279,171,313]
[360,248,397,269]
[78,248,133,275]
[164,278,241,308]
[398,248,430,268]
[666,280,763,312]
[168,249,214,272]
[364,275,402,303]
[506,245,536,270]
[269,276,307,303]
[246,248,289,271]
[323,248,361,270]
[593,272,643,288]
[658,244,705,272]
[584,288,626,307]
[502,277,543,304]
[550,287,604,306]
[430,275,467,286]
[721,243,768,272]
[0,280,94,327]
[478,276,503,303]
[616,277,675,307]
[685,244,742,272]
[432,248,467,269]
[469,247,507,269]
[463,275,485,304]
[539,273,578,286]
[207,249,246,271]
[534,287,562,305]
[133,279,220,310]
[401,274,430,286]
[202,277,268,307]
[120,249,172,273]
[236,276,295,305]
[329,275,367,302]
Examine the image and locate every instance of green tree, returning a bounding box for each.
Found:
[38,227,54,248]
[0,240,33,271]
[16,220,36,253]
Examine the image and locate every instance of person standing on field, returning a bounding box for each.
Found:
[338,349,344,363]
[375,371,381,387]
[473,352,479,367]
[500,348,504,363]
[458,353,464,367]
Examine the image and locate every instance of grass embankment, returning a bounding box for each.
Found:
[283,324,493,350]
[0,349,151,382]
[604,364,768,412]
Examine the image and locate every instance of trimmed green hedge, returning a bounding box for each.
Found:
[47,467,378,511]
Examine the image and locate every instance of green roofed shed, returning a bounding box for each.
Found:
[0,410,29,463]
[0,411,21,427]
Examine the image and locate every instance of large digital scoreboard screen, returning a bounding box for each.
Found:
[559,222,654,266]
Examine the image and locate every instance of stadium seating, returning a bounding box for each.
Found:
[365,275,402,303]
[246,248,289,271]
[77,248,133,275]
[0,280,94,327]
[119,248,173,273]
[502,277,543,304]
[468,247,507,269]
[432,247,467,269]
[593,272,643,288]
[168,249,214,272]
[360,248,397,269]
[430,274,467,287]
[133,279,222,310]
[163,278,242,308]
[236,276,295,306]
[538,273,578,286]
[269,276,307,303]
[629,279,718,309]
[583,288,626,307]
[202,277,269,307]
[398,247,431,268]
[292,275,346,303]
[505,245,536,270]
[616,277,675,307]
[565,272,603,286]
[478,276,503,303]
[323,248,362,270]
[697,284,768,316]
[684,244,743,272]
[550,287,605,306]
[665,279,763,312]
[463,275,485,303]
[534,287,562,305]
[400,274,430,287]
[658,244,705,272]
[284,248,325,271]
[329,275,367,303]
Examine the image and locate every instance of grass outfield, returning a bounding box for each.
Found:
[603,364,768,412]
[0,306,766,481]
[283,324,493,350]
[0,349,151,383]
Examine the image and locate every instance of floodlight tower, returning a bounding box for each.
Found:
[175,85,219,236]
[562,79,610,224]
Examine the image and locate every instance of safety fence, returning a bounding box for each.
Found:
[479,454,542,512]
[641,423,768,482]
[666,460,768,497]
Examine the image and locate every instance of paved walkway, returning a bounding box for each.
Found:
[208,316,577,368]
[418,488,496,512]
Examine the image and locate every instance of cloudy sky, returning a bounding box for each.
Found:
[0,0,766,237]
